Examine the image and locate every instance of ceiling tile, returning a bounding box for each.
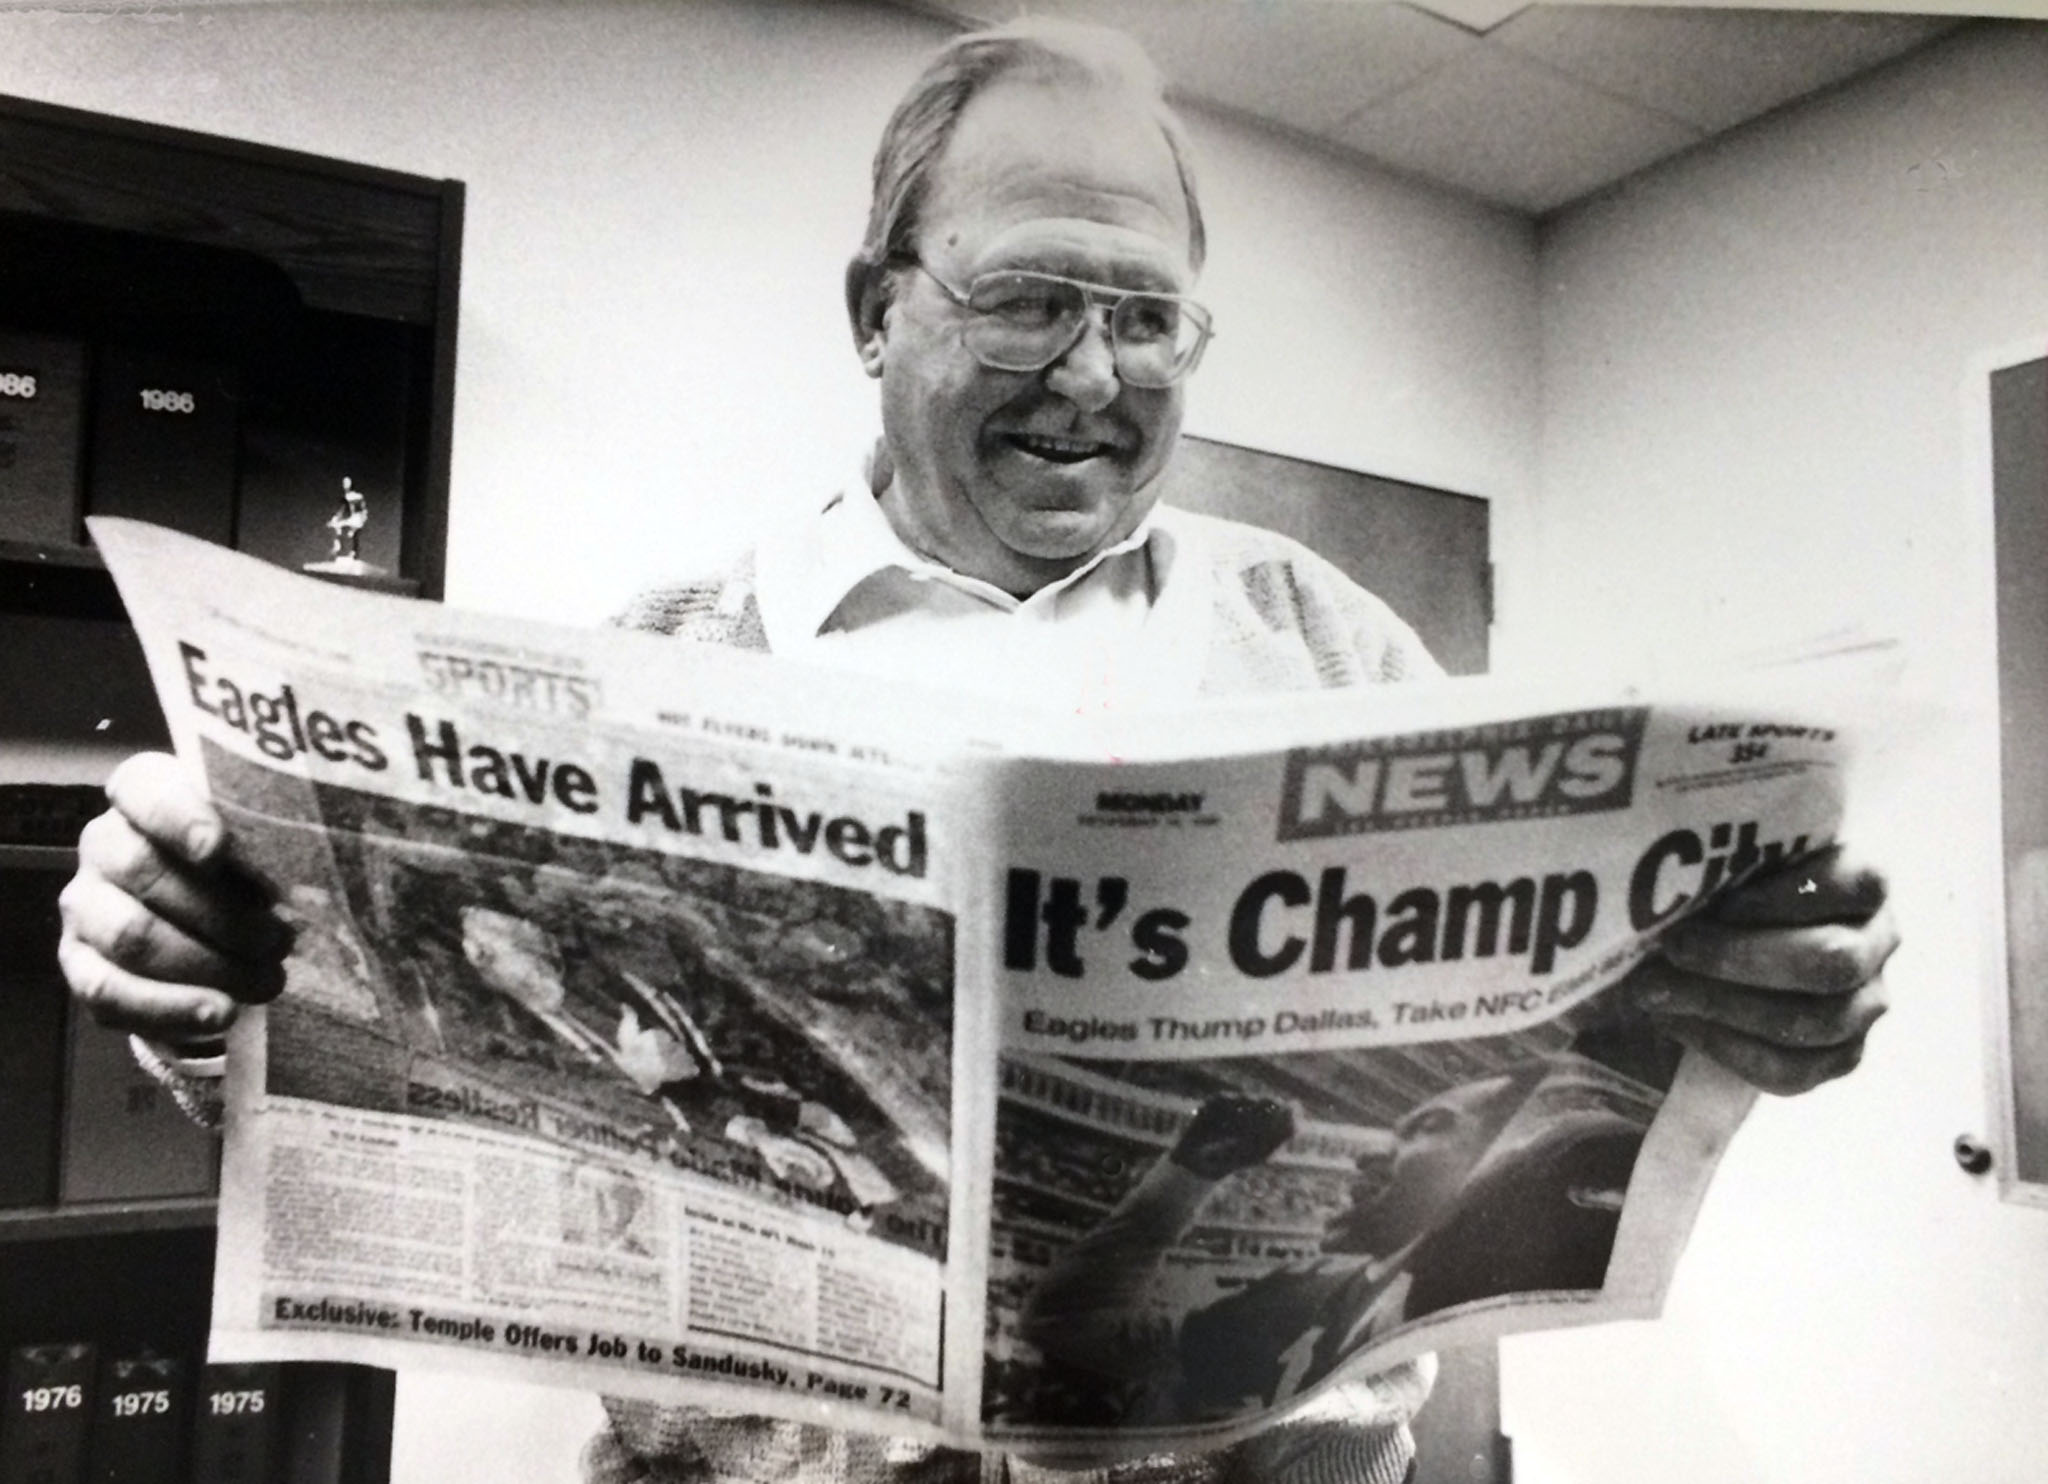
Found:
[929,0,1485,136]
[1333,42,1702,212]
[1486,6,1967,132]
[1403,0,1536,33]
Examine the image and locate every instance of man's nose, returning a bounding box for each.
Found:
[1043,313,1120,412]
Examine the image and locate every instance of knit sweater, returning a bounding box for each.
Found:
[611,506,1442,700]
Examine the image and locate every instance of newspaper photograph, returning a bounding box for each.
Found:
[219,734,956,1417]
[92,517,1875,1455]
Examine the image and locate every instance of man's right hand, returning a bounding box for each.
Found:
[56,752,292,1051]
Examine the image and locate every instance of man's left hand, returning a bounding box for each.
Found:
[1627,845,1898,1095]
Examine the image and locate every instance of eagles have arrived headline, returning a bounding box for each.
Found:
[174,640,928,878]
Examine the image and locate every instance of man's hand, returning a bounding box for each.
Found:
[56,752,292,1051]
[1629,845,1897,1095]
[1170,1093,1296,1180]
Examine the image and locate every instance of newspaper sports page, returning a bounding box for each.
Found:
[95,517,1001,1441]
[94,518,1875,1456]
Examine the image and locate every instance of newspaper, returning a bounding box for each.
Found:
[94,516,1870,1457]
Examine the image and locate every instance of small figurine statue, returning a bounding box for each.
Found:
[323,477,371,569]
[304,475,412,592]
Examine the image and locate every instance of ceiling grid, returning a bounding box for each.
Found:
[911,2,1968,215]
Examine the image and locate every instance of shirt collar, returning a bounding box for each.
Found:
[756,458,1176,650]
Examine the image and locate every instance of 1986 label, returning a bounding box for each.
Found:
[138,387,197,414]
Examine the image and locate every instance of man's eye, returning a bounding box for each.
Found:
[990,295,1063,325]
[1119,297,1179,342]
[975,280,1069,325]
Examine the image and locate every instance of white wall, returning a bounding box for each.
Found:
[1503,21,2048,1484]
[0,0,1536,626]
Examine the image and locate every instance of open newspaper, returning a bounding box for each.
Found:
[95,517,1869,1458]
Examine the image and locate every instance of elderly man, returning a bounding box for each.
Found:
[56,18,1895,1484]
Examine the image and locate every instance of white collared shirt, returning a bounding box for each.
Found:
[752,477,1214,715]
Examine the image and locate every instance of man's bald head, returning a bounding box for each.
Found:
[856,18,1206,278]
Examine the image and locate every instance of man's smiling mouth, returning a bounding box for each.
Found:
[1005,432,1115,464]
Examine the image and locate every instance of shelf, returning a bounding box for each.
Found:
[0,93,448,325]
[0,843,79,870]
[0,90,462,606]
[0,538,102,570]
[0,541,123,620]
[0,1196,217,1243]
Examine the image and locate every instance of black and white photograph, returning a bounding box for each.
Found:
[3,2,2043,1482]
[982,994,1668,1432]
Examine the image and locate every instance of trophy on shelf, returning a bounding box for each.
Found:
[302,476,416,594]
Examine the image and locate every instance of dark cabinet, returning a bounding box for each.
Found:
[0,92,463,1484]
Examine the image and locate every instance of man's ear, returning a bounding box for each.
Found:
[845,256,893,379]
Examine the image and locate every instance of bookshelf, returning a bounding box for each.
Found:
[0,92,461,1483]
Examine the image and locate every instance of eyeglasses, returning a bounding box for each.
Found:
[906,261,1214,388]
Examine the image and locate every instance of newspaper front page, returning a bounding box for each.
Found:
[94,518,1867,1457]
[973,697,1819,1450]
